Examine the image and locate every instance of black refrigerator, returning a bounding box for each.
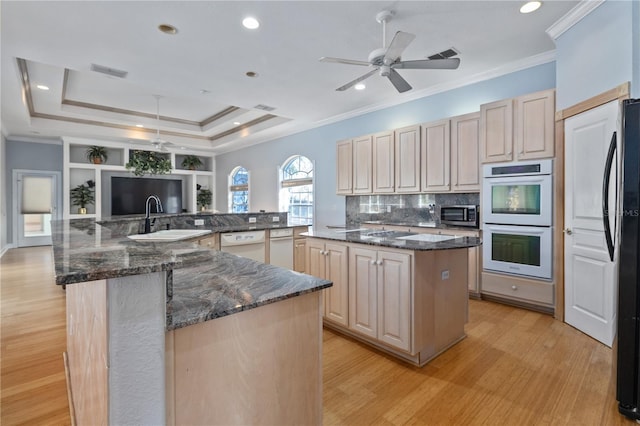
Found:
[617,98,640,421]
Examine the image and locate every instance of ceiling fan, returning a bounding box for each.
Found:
[147,95,173,152]
[319,10,460,93]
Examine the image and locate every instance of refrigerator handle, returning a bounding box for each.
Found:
[602,131,617,262]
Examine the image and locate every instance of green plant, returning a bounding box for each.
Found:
[86,145,108,164]
[197,188,212,209]
[181,155,203,170]
[125,150,172,176]
[70,182,95,208]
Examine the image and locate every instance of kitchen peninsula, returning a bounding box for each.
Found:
[304,228,481,366]
[52,214,331,426]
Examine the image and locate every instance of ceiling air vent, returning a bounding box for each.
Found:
[254,104,276,112]
[427,47,459,60]
[90,63,128,79]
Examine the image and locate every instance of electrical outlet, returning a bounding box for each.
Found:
[249,217,257,223]
[194,219,204,226]
[441,270,450,280]
[272,216,280,222]
[387,205,392,213]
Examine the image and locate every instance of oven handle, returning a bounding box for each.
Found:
[602,131,616,262]
[485,225,548,235]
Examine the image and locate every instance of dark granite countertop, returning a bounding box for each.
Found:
[51,218,330,330]
[303,228,482,251]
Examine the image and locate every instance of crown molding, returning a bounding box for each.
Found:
[546,0,605,40]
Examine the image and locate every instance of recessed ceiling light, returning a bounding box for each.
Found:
[158,24,178,34]
[242,17,260,30]
[135,124,144,128]
[520,1,542,13]
[354,83,366,91]
[36,84,49,91]
[233,121,241,125]
[245,71,258,78]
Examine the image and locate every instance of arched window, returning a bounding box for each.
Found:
[279,155,313,225]
[228,166,249,213]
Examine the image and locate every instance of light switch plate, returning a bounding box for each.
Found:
[194,219,204,226]
[441,270,449,280]
[272,216,280,222]
[249,217,257,223]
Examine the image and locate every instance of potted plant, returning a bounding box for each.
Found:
[125,150,172,176]
[70,181,95,214]
[197,188,212,211]
[181,155,203,171]
[86,145,108,164]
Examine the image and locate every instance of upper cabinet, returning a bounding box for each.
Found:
[480,89,555,163]
[372,131,395,193]
[450,112,481,192]
[394,125,421,193]
[352,134,373,194]
[336,139,353,195]
[421,118,451,193]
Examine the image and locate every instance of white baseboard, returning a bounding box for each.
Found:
[0,244,15,258]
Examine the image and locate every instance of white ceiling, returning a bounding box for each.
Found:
[1,1,578,154]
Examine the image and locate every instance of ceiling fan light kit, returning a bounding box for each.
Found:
[320,9,460,93]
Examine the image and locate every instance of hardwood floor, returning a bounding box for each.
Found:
[1,246,634,425]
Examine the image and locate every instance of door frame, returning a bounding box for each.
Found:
[12,169,62,247]
[555,82,630,322]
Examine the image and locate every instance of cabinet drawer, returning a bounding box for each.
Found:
[481,272,553,305]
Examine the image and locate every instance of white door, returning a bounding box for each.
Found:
[13,170,61,247]
[564,100,619,347]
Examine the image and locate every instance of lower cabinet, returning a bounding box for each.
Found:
[293,226,308,273]
[306,239,349,327]
[349,247,411,352]
[197,233,219,250]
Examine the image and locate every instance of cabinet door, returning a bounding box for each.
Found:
[514,89,555,160]
[450,112,480,192]
[348,247,378,338]
[325,243,349,327]
[305,239,326,279]
[377,251,412,352]
[421,119,450,192]
[480,98,513,163]
[294,238,306,273]
[336,139,353,195]
[468,246,479,294]
[372,131,395,193]
[197,234,219,250]
[352,135,373,194]
[394,125,421,193]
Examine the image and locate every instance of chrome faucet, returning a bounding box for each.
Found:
[144,195,163,233]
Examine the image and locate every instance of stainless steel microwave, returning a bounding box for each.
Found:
[440,205,479,228]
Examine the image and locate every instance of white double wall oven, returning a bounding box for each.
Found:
[482,159,553,280]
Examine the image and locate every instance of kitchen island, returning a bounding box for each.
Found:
[304,227,482,366]
[52,216,331,425]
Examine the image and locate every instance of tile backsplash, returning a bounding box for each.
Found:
[346,193,480,227]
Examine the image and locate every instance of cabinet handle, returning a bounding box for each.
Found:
[370,260,376,265]
[511,285,518,291]
[377,260,383,266]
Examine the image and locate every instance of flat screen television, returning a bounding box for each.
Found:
[111,176,182,216]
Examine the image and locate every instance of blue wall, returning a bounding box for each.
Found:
[216,62,556,229]
[555,1,635,109]
[4,140,63,244]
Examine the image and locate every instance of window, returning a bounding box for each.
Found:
[280,155,313,225]
[229,166,249,213]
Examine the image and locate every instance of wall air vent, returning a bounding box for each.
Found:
[254,104,276,112]
[427,47,459,60]
[90,63,128,79]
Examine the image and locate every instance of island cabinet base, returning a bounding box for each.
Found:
[166,291,323,426]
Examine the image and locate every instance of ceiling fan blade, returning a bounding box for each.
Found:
[320,57,371,67]
[336,68,378,91]
[387,69,412,93]
[393,58,461,70]
[383,31,416,64]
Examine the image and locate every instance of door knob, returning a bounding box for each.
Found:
[564,228,573,235]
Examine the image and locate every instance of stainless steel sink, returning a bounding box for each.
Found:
[127,229,212,242]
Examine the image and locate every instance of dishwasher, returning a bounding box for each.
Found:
[269,228,293,269]
[220,230,266,263]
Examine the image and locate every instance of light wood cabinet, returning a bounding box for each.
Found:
[373,131,395,193]
[306,239,349,326]
[197,234,219,250]
[450,112,481,192]
[336,139,353,195]
[421,119,451,192]
[480,89,555,163]
[394,125,421,193]
[348,246,412,352]
[294,238,306,273]
[353,134,373,194]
